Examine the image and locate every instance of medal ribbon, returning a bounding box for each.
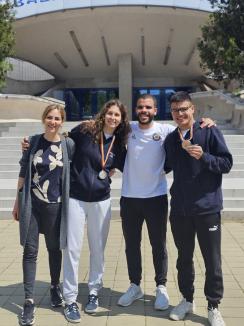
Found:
[100,133,116,170]
[178,125,193,144]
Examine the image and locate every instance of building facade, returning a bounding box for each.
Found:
[12,0,212,120]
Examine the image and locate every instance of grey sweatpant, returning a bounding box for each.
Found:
[63,197,111,304]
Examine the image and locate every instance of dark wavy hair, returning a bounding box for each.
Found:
[80,99,131,146]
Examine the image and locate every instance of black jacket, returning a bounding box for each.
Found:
[69,125,126,202]
[164,122,233,216]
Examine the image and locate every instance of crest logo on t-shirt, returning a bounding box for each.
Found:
[152,133,161,141]
[131,133,136,139]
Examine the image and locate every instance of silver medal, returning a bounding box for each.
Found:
[98,170,107,179]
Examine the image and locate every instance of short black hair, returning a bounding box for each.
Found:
[170,91,192,104]
[137,94,157,107]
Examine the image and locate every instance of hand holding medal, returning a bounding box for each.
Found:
[99,133,115,180]
[185,144,203,160]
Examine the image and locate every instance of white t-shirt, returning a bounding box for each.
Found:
[121,121,175,198]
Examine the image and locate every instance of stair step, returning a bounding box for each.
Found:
[0,158,21,164]
[223,189,244,197]
[221,130,244,135]
[1,206,244,220]
[228,148,244,154]
[109,196,244,206]
[0,150,22,159]
[0,164,19,171]
[223,198,244,208]
[224,135,244,141]
[222,208,244,219]
[0,189,17,197]
[0,198,16,208]
[0,171,20,178]
[0,144,24,150]
[0,206,121,220]
[0,143,242,150]
[231,155,244,162]
[0,121,244,220]
[223,170,244,178]
[0,171,241,179]
[0,137,22,145]
[2,196,244,209]
[0,208,13,219]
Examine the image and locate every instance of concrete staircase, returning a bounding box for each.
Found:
[0,121,244,220]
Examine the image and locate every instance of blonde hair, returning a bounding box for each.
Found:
[41,104,66,123]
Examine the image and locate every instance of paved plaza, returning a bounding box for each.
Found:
[0,219,244,326]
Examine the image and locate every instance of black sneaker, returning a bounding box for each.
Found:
[64,302,81,323]
[20,300,35,325]
[50,285,64,307]
[85,294,99,314]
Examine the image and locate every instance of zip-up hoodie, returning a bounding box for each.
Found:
[69,125,126,202]
[164,121,233,216]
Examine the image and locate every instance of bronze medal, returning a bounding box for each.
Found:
[98,170,107,180]
[181,139,192,149]
[178,126,193,150]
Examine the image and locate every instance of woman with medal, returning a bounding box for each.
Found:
[13,104,75,326]
[62,99,130,322]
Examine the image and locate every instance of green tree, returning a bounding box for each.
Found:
[198,0,244,87]
[0,1,15,90]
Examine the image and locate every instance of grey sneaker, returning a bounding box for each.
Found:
[208,308,225,326]
[170,298,195,321]
[117,283,143,306]
[64,302,81,323]
[20,300,35,326]
[85,294,99,314]
[154,285,169,310]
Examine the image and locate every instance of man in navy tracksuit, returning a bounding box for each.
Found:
[164,91,232,326]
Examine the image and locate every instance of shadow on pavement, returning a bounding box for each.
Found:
[0,281,209,325]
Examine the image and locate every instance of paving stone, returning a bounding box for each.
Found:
[0,219,244,325]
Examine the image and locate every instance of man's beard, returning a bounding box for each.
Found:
[137,113,154,125]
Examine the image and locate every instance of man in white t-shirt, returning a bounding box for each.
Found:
[118,94,214,310]
[118,94,174,310]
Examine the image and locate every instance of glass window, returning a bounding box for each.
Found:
[63,88,118,121]
[97,90,107,111]
[150,89,160,95]
[83,91,92,118]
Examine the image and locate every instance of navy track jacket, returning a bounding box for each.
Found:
[164,121,233,216]
[69,125,126,202]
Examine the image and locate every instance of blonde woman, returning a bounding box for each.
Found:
[13,104,75,326]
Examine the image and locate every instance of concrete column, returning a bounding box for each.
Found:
[118,54,133,119]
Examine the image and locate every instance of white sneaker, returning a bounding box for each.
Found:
[170,298,195,321]
[117,283,143,306]
[154,285,169,310]
[208,308,225,326]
